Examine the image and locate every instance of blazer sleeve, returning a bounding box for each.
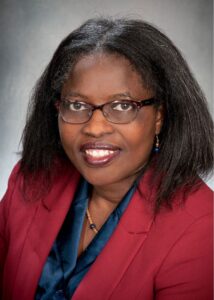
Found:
[155,213,213,300]
[0,164,20,294]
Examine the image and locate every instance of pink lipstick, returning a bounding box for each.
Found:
[80,143,121,167]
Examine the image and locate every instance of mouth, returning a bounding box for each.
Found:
[80,143,121,167]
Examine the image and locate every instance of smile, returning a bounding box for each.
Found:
[80,143,121,166]
[85,149,115,158]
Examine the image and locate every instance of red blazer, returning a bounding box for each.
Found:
[0,163,213,300]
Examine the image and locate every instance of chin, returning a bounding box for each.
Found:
[81,172,115,187]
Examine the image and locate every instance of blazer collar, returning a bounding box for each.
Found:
[41,163,156,233]
[41,163,80,211]
[42,163,156,232]
[13,163,156,299]
[72,168,156,299]
[120,167,156,233]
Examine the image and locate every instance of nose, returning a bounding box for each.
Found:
[82,109,114,137]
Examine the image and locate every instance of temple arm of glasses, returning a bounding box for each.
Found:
[138,98,158,107]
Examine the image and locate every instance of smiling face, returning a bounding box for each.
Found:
[58,52,163,190]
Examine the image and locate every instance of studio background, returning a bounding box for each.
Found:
[0,0,213,199]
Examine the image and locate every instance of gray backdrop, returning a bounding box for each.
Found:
[0,0,213,198]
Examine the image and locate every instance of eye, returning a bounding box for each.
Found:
[111,101,134,111]
[65,101,89,111]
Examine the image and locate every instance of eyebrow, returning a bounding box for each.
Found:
[64,91,133,99]
[65,92,88,99]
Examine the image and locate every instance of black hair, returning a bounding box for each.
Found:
[20,17,213,209]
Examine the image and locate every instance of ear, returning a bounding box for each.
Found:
[155,105,164,135]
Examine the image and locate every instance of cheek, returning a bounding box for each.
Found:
[123,121,156,162]
[58,121,78,153]
[125,121,156,149]
[131,135,154,160]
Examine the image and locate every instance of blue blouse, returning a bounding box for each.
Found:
[35,178,137,300]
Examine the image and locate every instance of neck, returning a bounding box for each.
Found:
[90,175,137,209]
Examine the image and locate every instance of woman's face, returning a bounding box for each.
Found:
[58,53,163,188]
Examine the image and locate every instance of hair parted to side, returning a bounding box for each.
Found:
[21,17,213,209]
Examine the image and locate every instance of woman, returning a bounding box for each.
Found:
[0,18,213,300]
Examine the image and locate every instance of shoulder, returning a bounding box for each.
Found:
[0,160,80,211]
[141,181,213,298]
[171,179,213,221]
[153,182,213,299]
[145,179,213,267]
[0,160,80,251]
[3,161,21,194]
[153,180,213,236]
[182,180,213,218]
[0,162,22,215]
[140,166,212,223]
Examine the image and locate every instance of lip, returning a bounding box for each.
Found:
[80,142,121,167]
[80,142,120,151]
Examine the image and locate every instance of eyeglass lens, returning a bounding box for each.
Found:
[59,100,138,124]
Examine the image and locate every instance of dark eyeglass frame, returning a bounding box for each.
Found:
[55,97,158,124]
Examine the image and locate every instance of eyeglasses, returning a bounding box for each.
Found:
[56,97,158,124]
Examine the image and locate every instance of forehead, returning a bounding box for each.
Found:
[61,52,152,100]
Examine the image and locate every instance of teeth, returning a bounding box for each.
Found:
[85,149,115,158]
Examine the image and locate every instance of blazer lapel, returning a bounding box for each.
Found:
[12,166,80,300]
[72,169,155,300]
[12,164,156,300]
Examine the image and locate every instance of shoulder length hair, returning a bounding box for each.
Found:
[20,18,213,209]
